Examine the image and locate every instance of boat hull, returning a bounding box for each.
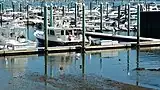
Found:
[37,37,87,47]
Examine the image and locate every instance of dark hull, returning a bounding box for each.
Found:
[37,37,87,47]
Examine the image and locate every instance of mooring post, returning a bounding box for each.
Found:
[113,2,114,8]
[137,4,140,46]
[12,2,15,19]
[100,3,103,31]
[128,3,130,36]
[27,4,29,40]
[124,4,127,21]
[62,5,64,16]
[2,3,3,12]
[44,4,48,51]
[118,5,120,29]
[50,4,53,27]
[41,1,43,16]
[0,3,2,27]
[75,3,77,27]
[82,3,85,52]
[106,3,108,18]
[49,4,53,35]
[68,3,69,12]
[90,2,92,15]
[20,3,22,12]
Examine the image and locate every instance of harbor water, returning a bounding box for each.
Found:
[0,48,160,89]
[1,0,160,89]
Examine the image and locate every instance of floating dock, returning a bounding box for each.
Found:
[85,32,160,42]
[1,40,160,56]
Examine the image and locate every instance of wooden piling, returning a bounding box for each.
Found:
[128,3,130,36]
[90,2,92,15]
[50,4,53,27]
[62,5,65,16]
[125,4,127,20]
[0,3,2,26]
[106,3,108,18]
[1,3,3,12]
[68,3,69,12]
[82,4,85,52]
[44,3,48,51]
[100,3,103,31]
[118,5,120,29]
[20,3,22,12]
[75,3,77,27]
[137,4,140,46]
[27,4,29,40]
[12,2,15,19]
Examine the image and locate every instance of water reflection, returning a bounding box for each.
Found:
[46,52,81,77]
[1,48,160,89]
[136,46,140,86]
[81,52,85,77]
[127,49,130,76]
[0,56,28,77]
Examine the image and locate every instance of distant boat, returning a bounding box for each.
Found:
[0,23,37,50]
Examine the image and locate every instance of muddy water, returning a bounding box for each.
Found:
[0,48,160,89]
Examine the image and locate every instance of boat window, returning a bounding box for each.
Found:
[66,30,72,35]
[50,30,55,35]
[61,30,64,35]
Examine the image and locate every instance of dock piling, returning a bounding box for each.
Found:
[82,3,85,52]
[27,4,29,40]
[50,4,53,27]
[106,3,108,18]
[90,2,92,15]
[44,3,48,51]
[20,3,22,12]
[137,4,140,46]
[118,5,120,29]
[0,3,2,26]
[12,2,15,19]
[68,3,69,12]
[125,4,127,21]
[75,3,77,27]
[62,5,65,16]
[128,3,130,36]
[100,3,103,31]
[50,4,53,35]
[1,3,3,12]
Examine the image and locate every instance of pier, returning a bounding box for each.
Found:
[0,40,160,56]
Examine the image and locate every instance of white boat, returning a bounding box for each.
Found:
[0,25,37,50]
[34,27,89,46]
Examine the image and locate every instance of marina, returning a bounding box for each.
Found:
[0,0,160,89]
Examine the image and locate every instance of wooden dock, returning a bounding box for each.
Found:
[85,32,160,42]
[1,40,160,56]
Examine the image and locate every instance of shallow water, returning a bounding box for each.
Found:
[0,47,160,89]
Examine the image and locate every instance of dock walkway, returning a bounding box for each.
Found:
[85,32,160,42]
[1,40,160,56]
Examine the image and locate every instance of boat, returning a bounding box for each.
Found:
[34,27,89,46]
[0,23,37,50]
